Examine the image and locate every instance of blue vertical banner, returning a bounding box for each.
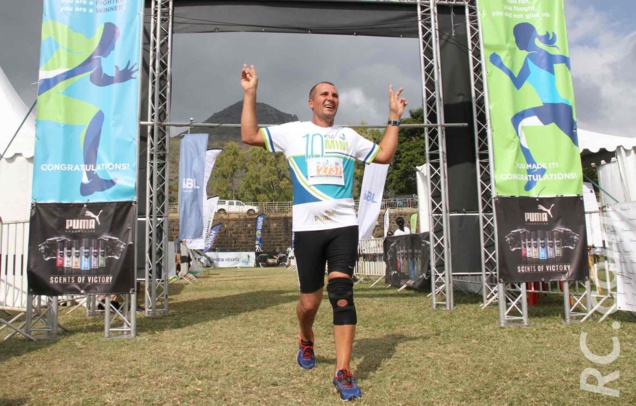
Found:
[254,214,266,252]
[204,224,222,253]
[179,134,209,240]
[183,150,222,250]
[32,0,143,202]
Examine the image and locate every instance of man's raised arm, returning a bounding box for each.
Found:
[241,64,264,147]
[373,85,408,164]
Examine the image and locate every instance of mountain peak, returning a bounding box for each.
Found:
[184,101,298,149]
[203,101,298,126]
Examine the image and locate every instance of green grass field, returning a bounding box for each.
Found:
[1,267,633,405]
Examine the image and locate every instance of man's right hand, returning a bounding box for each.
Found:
[240,64,263,147]
[241,64,258,93]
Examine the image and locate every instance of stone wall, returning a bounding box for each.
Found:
[169,208,419,253]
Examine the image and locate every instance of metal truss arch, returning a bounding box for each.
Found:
[145,0,173,317]
[418,0,453,310]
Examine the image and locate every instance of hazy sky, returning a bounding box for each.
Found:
[1,1,635,135]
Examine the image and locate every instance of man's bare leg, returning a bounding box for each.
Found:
[333,324,355,371]
[296,289,322,369]
[297,289,322,341]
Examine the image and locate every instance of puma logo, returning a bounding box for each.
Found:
[538,204,554,218]
[84,209,103,225]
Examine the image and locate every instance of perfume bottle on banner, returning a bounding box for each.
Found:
[80,238,91,272]
[538,230,547,260]
[414,248,421,277]
[72,240,81,272]
[91,239,99,271]
[64,240,73,274]
[529,231,537,261]
[56,240,65,270]
[408,247,415,279]
[98,239,106,270]
[547,231,555,261]
[554,230,563,258]
[521,231,527,263]
[525,231,533,263]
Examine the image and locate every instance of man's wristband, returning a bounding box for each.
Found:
[387,120,400,127]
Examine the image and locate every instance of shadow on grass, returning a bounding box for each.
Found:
[0,337,56,363]
[165,282,186,296]
[453,292,484,305]
[0,397,28,405]
[354,334,429,380]
[134,289,298,333]
[206,276,279,283]
[36,289,297,337]
[354,288,482,305]
[313,334,426,375]
[7,286,298,340]
[353,290,429,300]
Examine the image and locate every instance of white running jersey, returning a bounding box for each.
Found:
[261,121,379,232]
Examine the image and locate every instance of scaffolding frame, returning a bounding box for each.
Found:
[417,0,496,311]
[419,0,453,310]
[464,1,499,308]
[142,0,475,313]
[145,0,173,317]
[140,0,590,326]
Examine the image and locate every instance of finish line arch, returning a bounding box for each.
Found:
[141,0,497,323]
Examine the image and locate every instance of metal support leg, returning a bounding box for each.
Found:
[563,280,571,324]
[498,282,528,326]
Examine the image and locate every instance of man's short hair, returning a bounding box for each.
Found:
[309,81,336,100]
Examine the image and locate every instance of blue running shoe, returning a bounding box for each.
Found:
[297,334,315,369]
[333,369,361,401]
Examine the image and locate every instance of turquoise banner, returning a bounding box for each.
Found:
[479,0,582,197]
[32,0,143,202]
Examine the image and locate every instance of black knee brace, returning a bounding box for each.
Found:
[327,277,357,325]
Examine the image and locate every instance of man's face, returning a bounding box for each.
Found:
[308,83,339,121]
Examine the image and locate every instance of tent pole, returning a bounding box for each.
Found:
[0,99,36,160]
[584,175,620,204]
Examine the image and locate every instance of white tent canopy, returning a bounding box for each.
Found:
[0,66,36,222]
[578,128,636,154]
[578,128,636,204]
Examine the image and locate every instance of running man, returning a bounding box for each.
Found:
[489,22,577,192]
[240,64,407,401]
[37,21,138,196]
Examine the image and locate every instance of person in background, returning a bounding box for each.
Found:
[240,64,407,401]
[285,246,294,268]
[393,217,411,236]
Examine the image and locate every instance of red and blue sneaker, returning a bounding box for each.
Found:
[333,369,361,401]
[297,334,315,369]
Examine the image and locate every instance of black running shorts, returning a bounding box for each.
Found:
[294,225,358,294]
